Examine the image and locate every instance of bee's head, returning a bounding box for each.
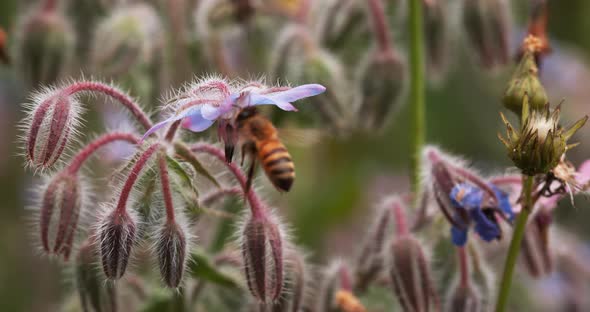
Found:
[235,106,258,122]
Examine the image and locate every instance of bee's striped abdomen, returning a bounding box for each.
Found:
[258,139,295,192]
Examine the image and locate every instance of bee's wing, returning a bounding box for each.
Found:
[277,127,327,147]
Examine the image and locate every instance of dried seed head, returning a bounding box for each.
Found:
[390,236,438,312]
[445,282,482,312]
[156,220,188,288]
[241,214,285,303]
[91,3,162,76]
[499,100,588,176]
[15,9,75,87]
[23,89,82,171]
[521,208,553,278]
[356,49,406,131]
[39,172,81,260]
[503,41,548,116]
[462,0,511,69]
[98,209,138,280]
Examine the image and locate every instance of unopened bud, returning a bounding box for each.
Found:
[241,214,284,303]
[521,209,553,278]
[445,282,482,312]
[273,251,306,312]
[499,101,587,175]
[156,221,188,288]
[424,0,450,79]
[39,173,81,260]
[24,89,82,171]
[16,9,75,87]
[98,209,137,280]
[462,0,511,69]
[76,237,115,312]
[357,50,406,131]
[503,46,548,115]
[91,3,162,76]
[390,236,439,312]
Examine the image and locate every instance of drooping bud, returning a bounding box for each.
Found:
[390,236,439,312]
[503,36,548,116]
[241,214,284,303]
[23,89,82,171]
[499,99,588,176]
[39,172,82,260]
[445,282,482,312]
[15,8,75,87]
[423,0,450,80]
[91,3,162,77]
[356,49,406,131]
[462,0,511,69]
[521,208,553,278]
[272,251,307,312]
[76,236,116,312]
[156,220,188,288]
[98,209,138,280]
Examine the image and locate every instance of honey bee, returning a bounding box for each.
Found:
[234,107,295,192]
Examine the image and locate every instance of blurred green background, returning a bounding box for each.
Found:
[2,0,590,311]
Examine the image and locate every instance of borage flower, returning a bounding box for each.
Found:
[142,78,325,159]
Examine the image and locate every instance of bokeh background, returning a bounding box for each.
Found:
[1,0,590,311]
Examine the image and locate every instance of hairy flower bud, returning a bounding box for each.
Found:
[503,47,548,115]
[156,221,188,288]
[357,50,406,131]
[98,209,137,280]
[76,237,115,312]
[462,0,511,69]
[23,89,82,171]
[521,209,553,278]
[241,214,284,303]
[273,251,306,312]
[390,236,438,312]
[16,9,75,87]
[445,282,482,312]
[499,100,588,176]
[39,172,81,260]
[91,3,162,76]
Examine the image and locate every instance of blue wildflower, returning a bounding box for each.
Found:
[449,183,513,246]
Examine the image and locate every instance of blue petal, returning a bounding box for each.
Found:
[247,84,327,111]
[450,183,484,209]
[202,94,239,120]
[491,185,514,221]
[141,106,203,140]
[451,226,468,246]
[470,209,501,242]
[181,113,214,132]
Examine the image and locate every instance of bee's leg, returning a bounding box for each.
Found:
[245,158,257,192]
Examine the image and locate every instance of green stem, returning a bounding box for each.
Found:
[408,0,425,199]
[495,175,534,312]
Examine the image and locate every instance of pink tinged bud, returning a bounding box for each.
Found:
[99,210,137,280]
[242,215,284,303]
[272,252,306,312]
[445,284,482,312]
[39,173,81,260]
[26,92,79,170]
[390,237,439,312]
[521,209,553,278]
[156,221,188,288]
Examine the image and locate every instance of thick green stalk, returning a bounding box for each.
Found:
[408,0,425,198]
[495,175,534,312]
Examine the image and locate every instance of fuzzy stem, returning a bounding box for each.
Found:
[339,265,353,291]
[457,247,469,288]
[158,154,176,222]
[199,187,243,207]
[115,144,162,214]
[165,120,181,142]
[409,0,426,201]
[495,175,534,312]
[367,0,393,54]
[391,200,409,236]
[191,143,266,219]
[62,81,153,131]
[66,132,140,174]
